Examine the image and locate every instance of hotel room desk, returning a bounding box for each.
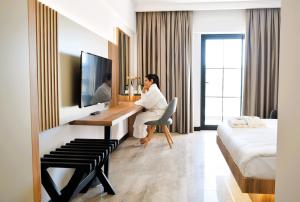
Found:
[70,102,143,176]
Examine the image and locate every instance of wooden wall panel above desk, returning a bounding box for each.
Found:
[70,102,143,126]
[118,95,141,102]
[108,41,119,107]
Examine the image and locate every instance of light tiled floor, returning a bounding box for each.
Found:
[72,131,251,202]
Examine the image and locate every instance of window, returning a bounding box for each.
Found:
[201,34,244,129]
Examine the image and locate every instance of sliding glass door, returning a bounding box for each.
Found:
[201,34,244,130]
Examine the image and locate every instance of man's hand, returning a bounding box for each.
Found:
[142,86,148,93]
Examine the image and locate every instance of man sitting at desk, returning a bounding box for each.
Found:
[92,73,112,103]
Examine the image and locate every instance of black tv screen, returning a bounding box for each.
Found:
[80,51,112,108]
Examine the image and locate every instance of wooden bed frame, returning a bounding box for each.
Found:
[216,135,275,194]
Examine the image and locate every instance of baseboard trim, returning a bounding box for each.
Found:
[119,133,129,144]
[194,126,217,131]
[194,127,201,131]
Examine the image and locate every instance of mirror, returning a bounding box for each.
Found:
[117,28,130,95]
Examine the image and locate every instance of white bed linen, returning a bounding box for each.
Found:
[217,119,277,179]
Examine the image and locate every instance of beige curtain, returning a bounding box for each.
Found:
[243,8,280,118]
[137,11,193,133]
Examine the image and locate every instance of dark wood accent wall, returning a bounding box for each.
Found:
[36,1,59,131]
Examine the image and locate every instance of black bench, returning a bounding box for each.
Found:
[41,138,119,202]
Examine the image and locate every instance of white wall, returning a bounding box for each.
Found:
[192,10,246,127]
[39,0,136,42]
[276,1,300,201]
[39,0,138,83]
[105,0,136,34]
[58,14,109,124]
[0,1,34,201]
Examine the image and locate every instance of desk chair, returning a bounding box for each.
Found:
[144,97,178,149]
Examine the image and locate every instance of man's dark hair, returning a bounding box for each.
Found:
[145,74,160,89]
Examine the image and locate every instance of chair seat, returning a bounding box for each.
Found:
[145,118,172,126]
[143,98,177,149]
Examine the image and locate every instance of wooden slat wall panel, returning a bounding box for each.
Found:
[108,41,119,107]
[125,34,130,83]
[28,0,41,200]
[118,30,124,92]
[36,0,41,129]
[36,1,59,131]
[44,5,49,130]
[54,11,58,125]
[54,13,59,126]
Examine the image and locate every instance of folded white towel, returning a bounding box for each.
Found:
[229,116,266,128]
[244,116,266,128]
[229,118,248,128]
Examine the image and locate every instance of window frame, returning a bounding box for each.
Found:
[200,34,245,130]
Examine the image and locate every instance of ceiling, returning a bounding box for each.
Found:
[133,0,277,3]
[133,0,281,11]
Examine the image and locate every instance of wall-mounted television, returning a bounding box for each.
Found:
[80,51,112,108]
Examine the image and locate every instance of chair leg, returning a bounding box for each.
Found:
[146,126,151,133]
[162,125,173,145]
[144,126,155,147]
[162,125,172,149]
[165,127,174,144]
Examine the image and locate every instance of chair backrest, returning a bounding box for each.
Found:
[159,97,178,122]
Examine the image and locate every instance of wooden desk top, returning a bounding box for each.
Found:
[70,102,143,126]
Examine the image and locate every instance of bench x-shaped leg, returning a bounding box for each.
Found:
[42,168,96,202]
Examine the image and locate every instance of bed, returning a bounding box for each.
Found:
[217,119,277,195]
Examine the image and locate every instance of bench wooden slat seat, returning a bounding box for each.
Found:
[44,154,102,163]
[41,161,94,170]
[41,138,119,202]
[66,143,116,152]
[56,147,110,155]
[41,157,97,167]
[66,142,118,149]
[63,144,115,152]
[51,150,106,158]
[72,139,119,148]
[73,138,119,145]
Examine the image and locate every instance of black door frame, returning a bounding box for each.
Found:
[200,34,245,130]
